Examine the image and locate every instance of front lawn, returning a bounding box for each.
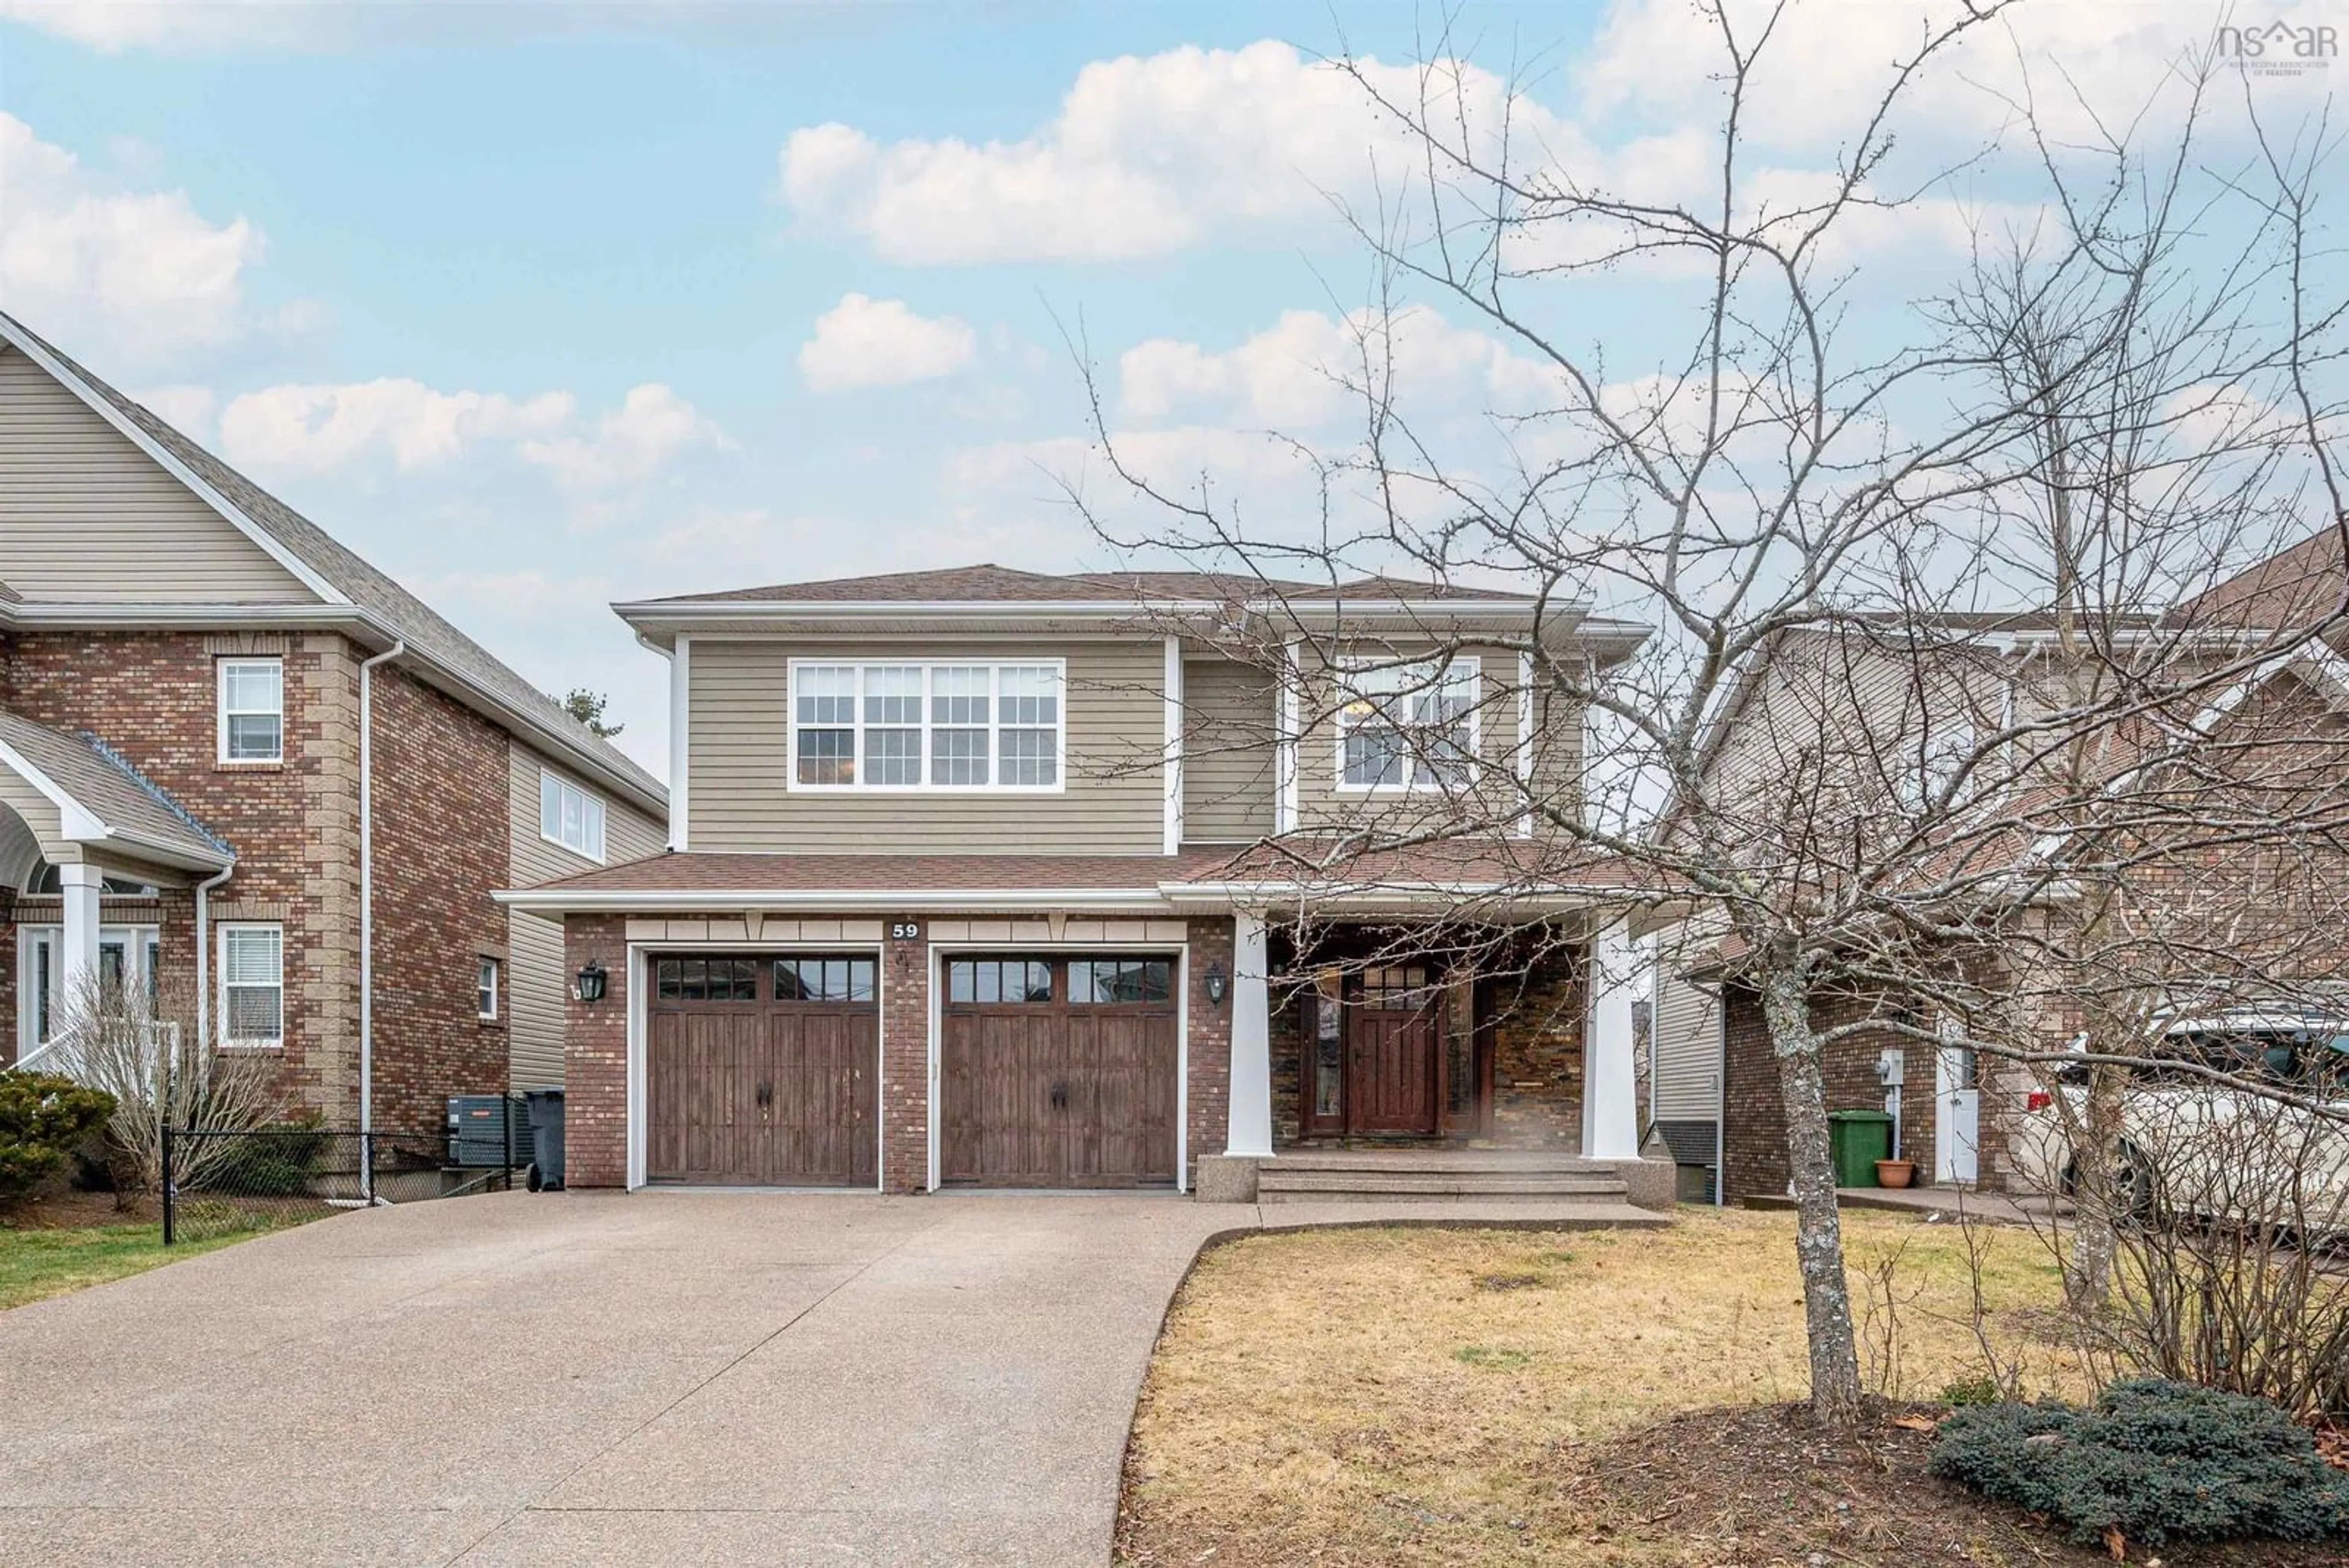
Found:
[1118,1209,2173,1567]
[0,1192,245,1310]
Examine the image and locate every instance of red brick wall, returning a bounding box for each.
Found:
[561,913,629,1186]
[1721,983,1963,1203]
[368,667,511,1137]
[880,918,930,1192]
[1184,916,1233,1184]
[4,630,358,1109]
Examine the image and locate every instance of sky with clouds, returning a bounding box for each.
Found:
[0,0,2333,778]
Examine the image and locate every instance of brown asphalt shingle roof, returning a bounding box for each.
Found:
[516,841,1665,897]
[0,311,663,808]
[648,565,1536,606]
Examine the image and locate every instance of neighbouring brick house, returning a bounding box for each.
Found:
[0,311,666,1137]
[502,567,1678,1205]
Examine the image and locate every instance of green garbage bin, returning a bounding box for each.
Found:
[1826,1109,1894,1187]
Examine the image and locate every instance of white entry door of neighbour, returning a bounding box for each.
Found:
[1936,1024,1980,1185]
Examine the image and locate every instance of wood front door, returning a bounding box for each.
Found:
[939,955,1179,1187]
[645,954,878,1186]
[1301,965,1447,1137]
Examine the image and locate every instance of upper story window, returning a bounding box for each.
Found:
[217,658,283,763]
[1336,656,1480,790]
[539,768,607,861]
[790,660,1064,792]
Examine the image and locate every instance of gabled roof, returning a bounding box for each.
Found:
[647,563,1538,606]
[0,708,234,872]
[0,311,664,816]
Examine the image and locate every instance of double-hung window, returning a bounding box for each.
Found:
[218,658,284,762]
[790,660,1064,791]
[220,923,284,1049]
[539,768,607,860]
[1336,656,1480,789]
[477,956,500,1020]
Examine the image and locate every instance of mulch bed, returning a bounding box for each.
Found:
[1584,1402,2345,1567]
[0,1188,156,1229]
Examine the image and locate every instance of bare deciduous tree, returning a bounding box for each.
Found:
[1059,5,2346,1430]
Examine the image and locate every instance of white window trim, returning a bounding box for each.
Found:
[1331,654,1483,793]
[477,955,500,1021]
[17,924,158,1051]
[785,657,1069,795]
[216,656,284,765]
[538,767,608,863]
[217,921,285,1052]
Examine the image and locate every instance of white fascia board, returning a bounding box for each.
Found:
[0,316,351,608]
[0,737,106,840]
[3,602,378,631]
[493,886,1176,914]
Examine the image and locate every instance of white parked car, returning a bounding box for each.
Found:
[2008,1013,2349,1227]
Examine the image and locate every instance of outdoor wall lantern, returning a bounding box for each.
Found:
[575,960,608,1004]
[1203,961,1229,1008]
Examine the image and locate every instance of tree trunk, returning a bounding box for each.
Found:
[1760,958,1866,1430]
[2065,1061,2126,1311]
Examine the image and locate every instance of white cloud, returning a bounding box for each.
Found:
[217,376,726,496]
[0,113,264,365]
[218,379,574,474]
[798,293,977,392]
[0,0,863,51]
[1120,306,1563,430]
[519,383,729,491]
[777,40,1587,265]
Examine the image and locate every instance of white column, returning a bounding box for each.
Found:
[1162,636,1184,855]
[59,861,102,1027]
[668,634,691,851]
[1582,914,1642,1160]
[1225,909,1275,1157]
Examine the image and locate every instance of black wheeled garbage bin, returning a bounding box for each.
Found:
[523,1088,566,1191]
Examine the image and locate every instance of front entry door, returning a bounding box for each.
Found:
[1936,1023,1980,1185]
[1304,966,1445,1137]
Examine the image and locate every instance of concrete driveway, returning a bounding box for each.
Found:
[0,1191,1243,1567]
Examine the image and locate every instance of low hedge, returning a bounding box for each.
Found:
[1929,1377,2349,1546]
[0,1070,117,1203]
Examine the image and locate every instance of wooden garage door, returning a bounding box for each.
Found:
[647,955,878,1186]
[940,956,1178,1187]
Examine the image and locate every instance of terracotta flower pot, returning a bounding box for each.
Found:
[1875,1158,1916,1189]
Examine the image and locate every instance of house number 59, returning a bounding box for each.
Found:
[890,921,922,941]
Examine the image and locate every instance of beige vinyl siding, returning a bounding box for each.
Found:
[505,742,665,1088]
[1182,658,1274,842]
[0,348,317,604]
[1293,641,1572,833]
[1649,953,1723,1123]
[686,638,1167,853]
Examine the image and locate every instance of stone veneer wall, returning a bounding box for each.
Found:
[1266,927,1588,1148]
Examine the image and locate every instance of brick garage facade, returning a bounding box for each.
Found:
[557,911,1239,1193]
[1266,924,1589,1149]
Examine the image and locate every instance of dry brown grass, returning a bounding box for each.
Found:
[1118,1208,2081,1567]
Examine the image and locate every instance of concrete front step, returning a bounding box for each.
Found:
[1271,1151,1620,1175]
[1256,1172,1631,1203]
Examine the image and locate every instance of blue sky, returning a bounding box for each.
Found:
[0,0,2320,775]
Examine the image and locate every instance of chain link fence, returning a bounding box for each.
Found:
[162,1101,528,1244]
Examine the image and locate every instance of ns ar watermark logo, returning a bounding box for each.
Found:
[2216,18,2339,76]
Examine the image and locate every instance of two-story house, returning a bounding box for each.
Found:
[501,566,1677,1204]
[1652,564,2349,1206]
[0,311,666,1139]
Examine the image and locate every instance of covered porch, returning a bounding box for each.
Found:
[1190,898,1668,1208]
[0,710,236,1066]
